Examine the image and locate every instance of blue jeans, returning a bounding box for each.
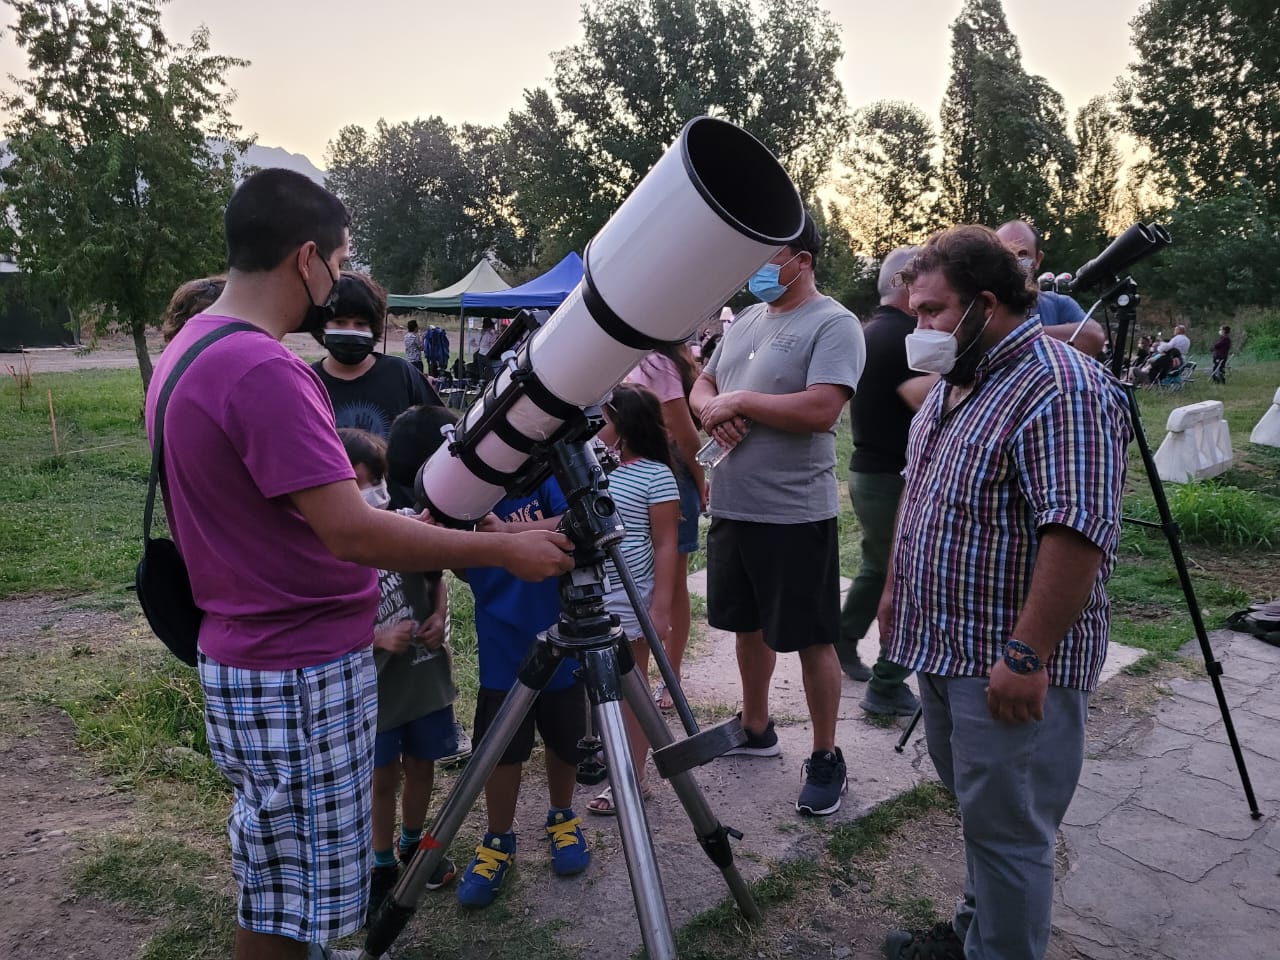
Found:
[919,674,1088,960]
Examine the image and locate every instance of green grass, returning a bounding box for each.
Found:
[75,834,237,960]
[0,368,150,600]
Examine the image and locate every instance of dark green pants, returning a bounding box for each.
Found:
[838,470,912,694]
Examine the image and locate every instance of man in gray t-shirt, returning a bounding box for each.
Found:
[690,211,865,817]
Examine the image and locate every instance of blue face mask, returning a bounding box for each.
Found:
[748,252,802,303]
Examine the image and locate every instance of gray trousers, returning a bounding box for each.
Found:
[919,674,1088,960]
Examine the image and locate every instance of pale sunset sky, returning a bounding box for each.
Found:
[0,0,1147,167]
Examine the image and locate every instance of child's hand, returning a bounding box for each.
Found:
[374,619,415,654]
[416,612,447,651]
[648,606,672,646]
[476,512,505,533]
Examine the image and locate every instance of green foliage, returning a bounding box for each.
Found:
[325,118,521,292]
[1120,0,1279,209]
[506,0,849,255]
[0,0,251,390]
[827,782,955,863]
[1136,179,1280,314]
[840,100,941,257]
[940,0,1075,227]
[1128,480,1277,548]
[814,202,877,317]
[1236,307,1280,360]
[1056,97,1124,271]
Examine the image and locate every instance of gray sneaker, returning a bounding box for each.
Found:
[860,683,920,717]
[438,720,473,766]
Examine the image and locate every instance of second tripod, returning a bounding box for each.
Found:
[362,425,760,960]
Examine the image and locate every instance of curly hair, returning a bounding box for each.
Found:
[160,276,226,343]
[898,225,1038,316]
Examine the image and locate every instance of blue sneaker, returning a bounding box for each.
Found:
[545,808,590,876]
[456,831,515,908]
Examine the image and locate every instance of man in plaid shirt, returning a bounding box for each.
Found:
[878,225,1131,960]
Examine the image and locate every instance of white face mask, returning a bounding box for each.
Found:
[904,328,960,375]
[904,298,990,376]
[361,479,390,510]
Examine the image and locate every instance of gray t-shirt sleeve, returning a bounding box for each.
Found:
[807,309,866,392]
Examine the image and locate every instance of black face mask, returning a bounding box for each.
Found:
[298,255,340,334]
[323,328,375,366]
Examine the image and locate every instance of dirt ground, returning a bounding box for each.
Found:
[0,594,1161,960]
[0,598,155,960]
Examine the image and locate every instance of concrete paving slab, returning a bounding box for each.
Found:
[1054,628,1280,960]
[1133,758,1266,840]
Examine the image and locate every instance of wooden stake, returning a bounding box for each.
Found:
[47,388,60,457]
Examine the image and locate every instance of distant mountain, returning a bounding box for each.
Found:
[240,143,326,184]
[0,138,326,184]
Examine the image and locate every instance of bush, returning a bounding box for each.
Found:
[1132,480,1277,547]
[1236,307,1280,361]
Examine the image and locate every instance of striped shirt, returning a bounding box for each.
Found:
[885,317,1131,691]
[605,457,680,593]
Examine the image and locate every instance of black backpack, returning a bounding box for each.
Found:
[1226,601,1280,648]
[136,322,261,665]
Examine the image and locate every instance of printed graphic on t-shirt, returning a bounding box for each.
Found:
[377,567,437,662]
[335,399,392,438]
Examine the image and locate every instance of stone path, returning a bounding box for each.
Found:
[1054,629,1279,960]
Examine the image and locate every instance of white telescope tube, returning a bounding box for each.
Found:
[420,116,803,523]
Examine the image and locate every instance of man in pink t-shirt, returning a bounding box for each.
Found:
[145,169,574,960]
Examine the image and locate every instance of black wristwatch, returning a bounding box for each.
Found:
[1003,639,1043,674]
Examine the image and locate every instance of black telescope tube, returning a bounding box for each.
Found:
[1072,222,1157,290]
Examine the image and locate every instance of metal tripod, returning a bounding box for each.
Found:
[1103,277,1260,818]
[361,429,761,960]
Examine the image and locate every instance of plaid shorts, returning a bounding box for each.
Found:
[199,648,377,943]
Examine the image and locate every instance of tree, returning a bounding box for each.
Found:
[0,0,250,390]
[1139,179,1280,315]
[940,0,1075,228]
[838,100,940,257]
[1119,0,1279,209]
[1057,96,1124,273]
[505,0,849,257]
[325,118,507,294]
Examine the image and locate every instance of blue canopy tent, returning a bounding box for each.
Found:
[460,252,583,314]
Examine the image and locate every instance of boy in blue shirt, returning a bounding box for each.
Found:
[456,480,592,907]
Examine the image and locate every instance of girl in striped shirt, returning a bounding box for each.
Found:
[588,383,680,815]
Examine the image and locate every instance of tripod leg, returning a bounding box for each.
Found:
[895,706,923,754]
[362,644,557,958]
[621,667,764,923]
[1124,386,1262,819]
[582,645,679,960]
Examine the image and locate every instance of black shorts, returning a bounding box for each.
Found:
[706,517,840,653]
[473,682,588,767]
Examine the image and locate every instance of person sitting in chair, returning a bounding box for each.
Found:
[1141,324,1190,384]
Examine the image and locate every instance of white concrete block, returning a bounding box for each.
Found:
[1154,401,1233,483]
[1249,388,1280,448]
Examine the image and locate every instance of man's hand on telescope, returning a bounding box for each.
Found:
[499,530,576,582]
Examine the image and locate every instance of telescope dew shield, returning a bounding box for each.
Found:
[1071,221,1171,291]
[420,116,805,523]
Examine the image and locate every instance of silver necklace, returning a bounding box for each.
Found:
[747,293,819,359]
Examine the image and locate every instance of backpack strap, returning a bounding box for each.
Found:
[142,322,263,544]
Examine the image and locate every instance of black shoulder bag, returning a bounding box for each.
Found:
[136,322,260,665]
